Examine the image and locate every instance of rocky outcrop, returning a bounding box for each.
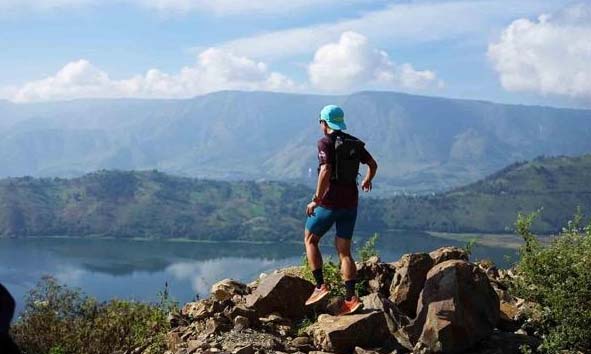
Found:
[408,260,499,353]
[164,247,542,354]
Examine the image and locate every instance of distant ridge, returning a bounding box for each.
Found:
[1,154,591,239]
[1,90,591,192]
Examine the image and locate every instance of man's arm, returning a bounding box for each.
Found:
[307,163,331,216]
[361,157,378,192]
[315,163,331,200]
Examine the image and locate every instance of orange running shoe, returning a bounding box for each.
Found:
[305,284,330,305]
[338,296,363,316]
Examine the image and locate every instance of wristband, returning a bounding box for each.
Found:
[312,194,321,203]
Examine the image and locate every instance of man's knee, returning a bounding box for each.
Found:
[304,230,320,245]
[335,237,352,257]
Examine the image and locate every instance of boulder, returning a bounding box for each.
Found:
[498,302,521,332]
[356,256,395,295]
[408,260,499,353]
[389,253,434,317]
[429,247,469,265]
[182,299,224,321]
[245,273,314,319]
[361,293,410,336]
[211,279,248,302]
[306,312,390,353]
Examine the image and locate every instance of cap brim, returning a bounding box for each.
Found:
[327,121,347,130]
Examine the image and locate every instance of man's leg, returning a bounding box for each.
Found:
[335,237,357,299]
[304,229,323,287]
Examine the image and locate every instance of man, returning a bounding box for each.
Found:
[304,104,378,315]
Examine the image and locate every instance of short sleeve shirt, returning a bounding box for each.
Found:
[317,132,372,209]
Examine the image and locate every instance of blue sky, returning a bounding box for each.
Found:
[0,0,589,108]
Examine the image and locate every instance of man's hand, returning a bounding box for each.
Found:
[361,179,372,192]
[306,201,318,216]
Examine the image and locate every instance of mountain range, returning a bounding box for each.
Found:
[2,91,591,192]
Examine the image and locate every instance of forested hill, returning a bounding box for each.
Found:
[1,155,591,239]
[363,155,591,234]
[0,171,310,240]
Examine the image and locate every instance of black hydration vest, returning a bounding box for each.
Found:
[330,131,365,185]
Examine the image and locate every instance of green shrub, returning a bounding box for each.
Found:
[11,276,174,354]
[512,210,591,353]
[357,233,379,262]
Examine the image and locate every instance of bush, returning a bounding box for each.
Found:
[11,276,175,354]
[512,210,591,353]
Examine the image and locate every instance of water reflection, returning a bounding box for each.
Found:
[0,232,518,314]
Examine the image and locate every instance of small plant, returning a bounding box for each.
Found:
[463,238,478,256]
[357,233,379,262]
[295,317,315,336]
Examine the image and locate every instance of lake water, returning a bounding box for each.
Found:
[0,232,519,314]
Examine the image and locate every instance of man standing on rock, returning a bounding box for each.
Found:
[304,105,378,315]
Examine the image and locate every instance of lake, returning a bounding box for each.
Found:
[0,232,520,314]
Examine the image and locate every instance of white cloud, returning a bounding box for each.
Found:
[11,48,296,102]
[219,0,566,61]
[488,3,591,100]
[308,31,440,92]
[132,0,341,15]
[0,0,345,15]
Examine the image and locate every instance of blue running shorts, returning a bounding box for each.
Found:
[305,206,358,239]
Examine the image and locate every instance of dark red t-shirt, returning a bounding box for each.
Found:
[317,132,372,209]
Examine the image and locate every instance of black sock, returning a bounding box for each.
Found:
[312,269,324,288]
[345,280,356,300]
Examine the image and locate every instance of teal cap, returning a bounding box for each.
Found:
[320,105,347,130]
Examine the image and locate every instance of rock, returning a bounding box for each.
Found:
[389,253,434,317]
[361,293,409,336]
[245,273,315,319]
[356,256,395,295]
[182,299,225,321]
[224,304,258,324]
[211,279,249,302]
[354,347,380,354]
[291,336,315,352]
[498,302,521,332]
[429,247,469,265]
[464,330,541,354]
[233,315,250,331]
[205,315,232,335]
[232,345,254,354]
[325,296,344,316]
[408,260,499,353]
[306,312,390,353]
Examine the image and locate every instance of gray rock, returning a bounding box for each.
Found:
[232,344,254,354]
[408,260,499,353]
[233,315,250,331]
[306,312,390,353]
[389,253,434,317]
[361,293,410,336]
[428,247,469,265]
[245,273,314,319]
[211,279,249,302]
